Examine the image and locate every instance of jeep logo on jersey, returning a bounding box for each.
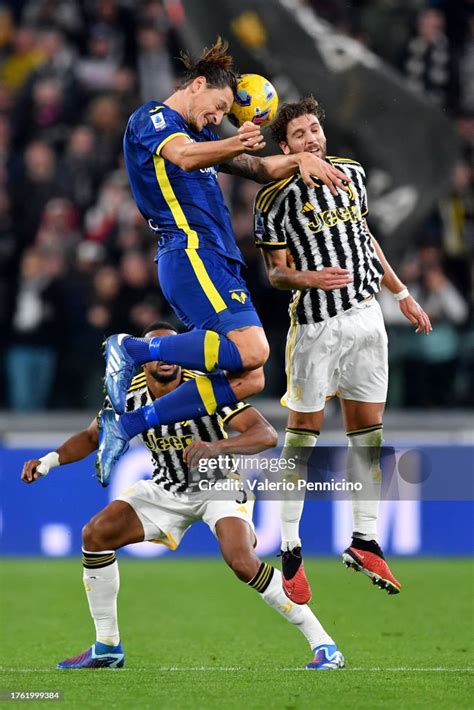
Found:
[143,431,193,452]
[150,112,166,132]
[230,290,248,305]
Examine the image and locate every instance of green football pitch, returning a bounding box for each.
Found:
[1,558,473,709]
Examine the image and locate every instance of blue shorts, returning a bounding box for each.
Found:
[157,248,262,335]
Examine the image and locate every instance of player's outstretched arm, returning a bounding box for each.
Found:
[21,419,99,484]
[261,248,352,291]
[370,232,432,335]
[160,121,265,172]
[222,151,350,195]
[183,406,277,469]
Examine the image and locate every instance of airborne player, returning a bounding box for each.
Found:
[254,97,432,604]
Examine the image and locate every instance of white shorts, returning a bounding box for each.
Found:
[283,298,388,412]
[116,479,255,550]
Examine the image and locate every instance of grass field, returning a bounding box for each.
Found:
[1,558,473,709]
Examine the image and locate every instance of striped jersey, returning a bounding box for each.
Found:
[102,369,250,493]
[123,101,245,265]
[253,156,384,324]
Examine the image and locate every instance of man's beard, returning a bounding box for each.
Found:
[151,367,180,384]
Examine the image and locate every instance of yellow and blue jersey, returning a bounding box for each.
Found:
[123,101,245,265]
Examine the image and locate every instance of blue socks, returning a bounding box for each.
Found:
[120,372,237,439]
[124,331,243,372]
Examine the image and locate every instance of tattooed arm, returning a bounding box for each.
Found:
[220,153,349,195]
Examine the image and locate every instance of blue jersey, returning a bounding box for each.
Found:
[123,101,244,265]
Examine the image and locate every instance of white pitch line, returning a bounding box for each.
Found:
[1,667,473,673]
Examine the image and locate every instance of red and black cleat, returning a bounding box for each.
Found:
[342,537,401,595]
[281,546,312,604]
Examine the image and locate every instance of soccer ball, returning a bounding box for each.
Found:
[228,74,279,128]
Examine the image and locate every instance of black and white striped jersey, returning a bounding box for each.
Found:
[102,369,250,493]
[254,156,384,324]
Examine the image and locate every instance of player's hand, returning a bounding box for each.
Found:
[183,441,221,470]
[21,459,47,484]
[237,121,266,152]
[297,153,350,195]
[309,267,353,291]
[398,295,432,335]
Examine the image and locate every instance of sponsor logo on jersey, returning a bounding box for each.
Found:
[143,431,194,452]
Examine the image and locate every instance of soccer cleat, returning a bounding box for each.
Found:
[104,334,139,414]
[306,643,345,670]
[342,538,401,595]
[57,641,125,669]
[96,409,130,487]
[281,546,312,604]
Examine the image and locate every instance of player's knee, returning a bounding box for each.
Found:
[82,517,117,551]
[226,551,259,583]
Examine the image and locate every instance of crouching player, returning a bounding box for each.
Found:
[21,322,344,671]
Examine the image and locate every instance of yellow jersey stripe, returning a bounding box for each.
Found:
[255,239,287,246]
[220,403,251,424]
[182,368,197,380]
[195,375,218,415]
[256,176,294,212]
[204,330,220,371]
[185,248,227,313]
[260,176,294,211]
[156,131,190,156]
[153,154,200,249]
[327,156,361,165]
[255,176,291,210]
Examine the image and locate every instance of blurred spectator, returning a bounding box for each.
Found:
[21,0,84,41]
[10,140,63,249]
[84,172,133,244]
[35,197,81,262]
[5,247,65,410]
[111,66,139,121]
[75,23,120,93]
[380,246,469,407]
[86,0,136,67]
[136,23,175,102]
[14,75,75,149]
[0,25,43,91]
[57,124,101,215]
[117,250,163,331]
[402,8,457,111]
[86,95,124,173]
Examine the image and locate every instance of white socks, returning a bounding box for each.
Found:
[249,563,333,650]
[280,428,319,551]
[347,426,383,542]
[82,549,120,647]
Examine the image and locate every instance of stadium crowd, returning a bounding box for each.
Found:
[1,0,472,410]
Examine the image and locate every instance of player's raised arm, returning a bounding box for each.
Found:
[160,121,265,172]
[221,151,350,195]
[183,406,277,469]
[21,418,99,484]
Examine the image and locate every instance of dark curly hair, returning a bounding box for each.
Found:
[270,96,325,144]
[178,36,238,95]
